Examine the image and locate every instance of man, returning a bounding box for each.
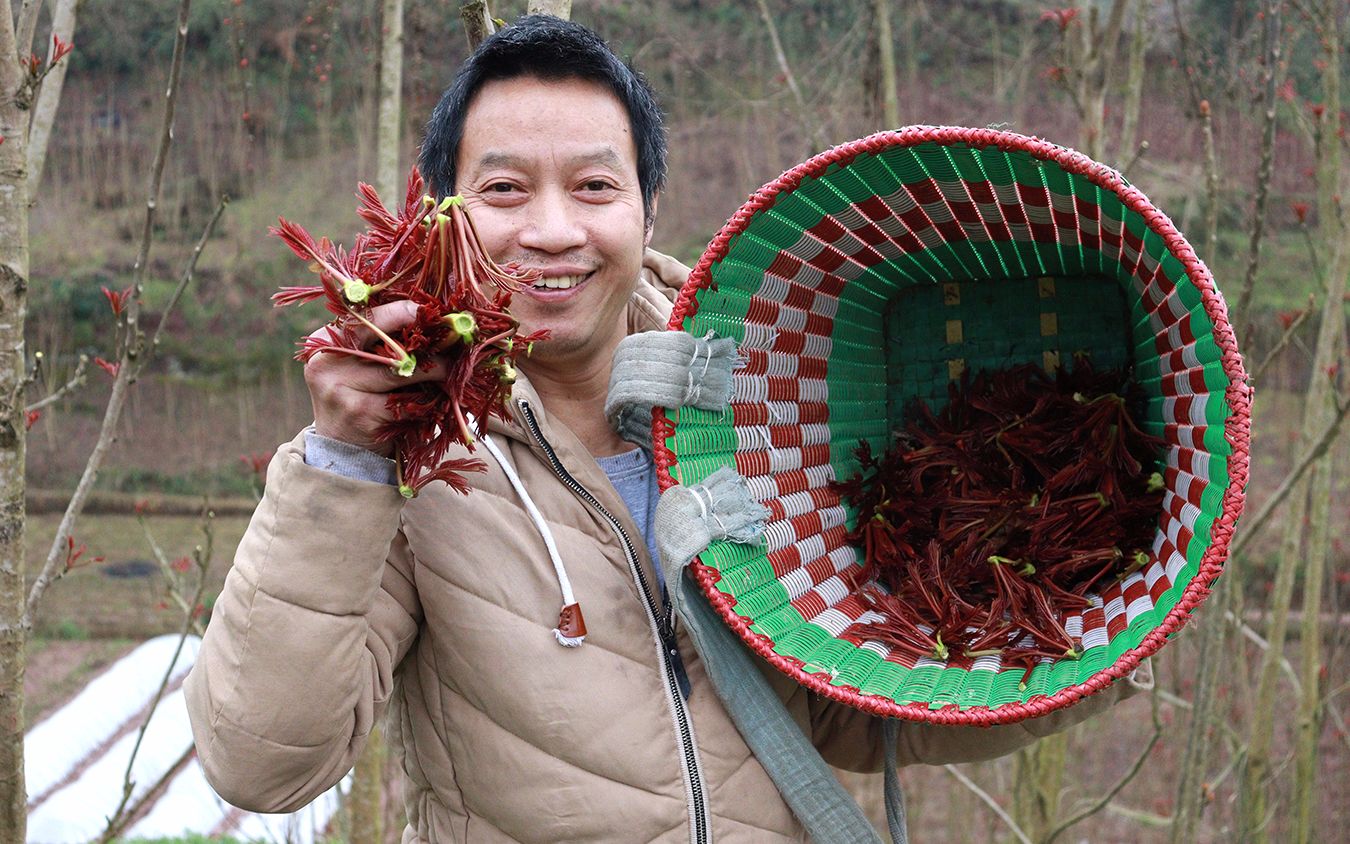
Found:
[186,16,1135,843]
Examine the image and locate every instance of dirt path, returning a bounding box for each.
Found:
[26,638,138,728]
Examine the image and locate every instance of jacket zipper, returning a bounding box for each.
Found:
[519,400,710,844]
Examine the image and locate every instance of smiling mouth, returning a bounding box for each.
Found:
[530,273,590,290]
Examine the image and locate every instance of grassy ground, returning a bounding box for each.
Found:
[26,513,252,640]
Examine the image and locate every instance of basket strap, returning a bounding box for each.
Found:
[605,330,738,448]
[656,468,907,844]
[882,719,908,844]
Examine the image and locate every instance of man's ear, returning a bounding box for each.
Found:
[644,194,660,246]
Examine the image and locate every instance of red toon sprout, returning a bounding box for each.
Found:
[270,167,547,497]
[833,362,1165,675]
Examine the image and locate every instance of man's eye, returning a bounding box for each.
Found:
[486,182,517,193]
[582,180,613,192]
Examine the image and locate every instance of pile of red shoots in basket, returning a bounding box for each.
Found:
[270,168,546,498]
[834,361,1166,675]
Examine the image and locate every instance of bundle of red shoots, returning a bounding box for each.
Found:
[270,168,546,498]
[834,361,1166,678]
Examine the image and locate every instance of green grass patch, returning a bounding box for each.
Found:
[95,465,260,499]
[121,831,251,837]
[27,513,251,639]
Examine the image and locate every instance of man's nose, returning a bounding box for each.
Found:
[518,188,587,254]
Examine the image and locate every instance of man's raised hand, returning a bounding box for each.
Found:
[304,300,448,455]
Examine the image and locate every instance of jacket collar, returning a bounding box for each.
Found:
[486,274,676,447]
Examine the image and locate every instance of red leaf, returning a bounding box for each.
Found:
[50,34,73,65]
[1039,7,1080,31]
[101,284,133,317]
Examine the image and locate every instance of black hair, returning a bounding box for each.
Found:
[419,15,667,226]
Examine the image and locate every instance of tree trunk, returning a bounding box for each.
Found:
[898,1,920,114]
[754,0,824,155]
[1082,88,1107,162]
[25,0,80,197]
[1291,8,1344,839]
[0,3,31,838]
[460,1,496,50]
[349,0,404,823]
[1115,0,1147,166]
[527,0,570,16]
[1241,9,1345,840]
[1012,733,1067,842]
[1073,0,1129,162]
[874,0,898,128]
[862,9,881,128]
[349,724,386,843]
[1169,603,1228,844]
[376,0,404,204]
[1241,472,1308,842]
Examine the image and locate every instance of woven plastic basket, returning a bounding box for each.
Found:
[653,127,1250,725]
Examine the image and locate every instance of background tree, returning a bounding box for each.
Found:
[376,0,404,203]
[1,0,61,832]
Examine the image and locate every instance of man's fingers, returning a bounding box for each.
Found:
[302,303,451,451]
[310,299,423,351]
[348,355,448,392]
[309,348,450,394]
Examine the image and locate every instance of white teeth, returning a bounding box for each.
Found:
[533,274,585,289]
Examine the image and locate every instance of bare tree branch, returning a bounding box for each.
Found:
[1324,694,1350,756]
[1046,688,1165,843]
[24,0,198,625]
[147,197,228,356]
[1121,140,1150,178]
[25,0,78,196]
[15,0,41,56]
[1228,610,1302,696]
[99,511,213,841]
[23,354,87,414]
[1155,683,1247,747]
[1252,295,1314,384]
[942,765,1034,844]
[1106,802,1173,827]
[1170,0,1219,258]
[754,0,826,155]
[1234,0,1283,334]
[1230,391,1350,561]
[1259,635,1350,787]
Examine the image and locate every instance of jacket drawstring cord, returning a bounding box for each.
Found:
[480,432,587,647]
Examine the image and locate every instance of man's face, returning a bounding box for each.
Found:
[455,76,651,366]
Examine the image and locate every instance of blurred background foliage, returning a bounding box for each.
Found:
[24,0,1343,488]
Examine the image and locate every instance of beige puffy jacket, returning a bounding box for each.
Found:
[185,252,1137,843]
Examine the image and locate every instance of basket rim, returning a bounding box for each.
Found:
[651,125,1252,725]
